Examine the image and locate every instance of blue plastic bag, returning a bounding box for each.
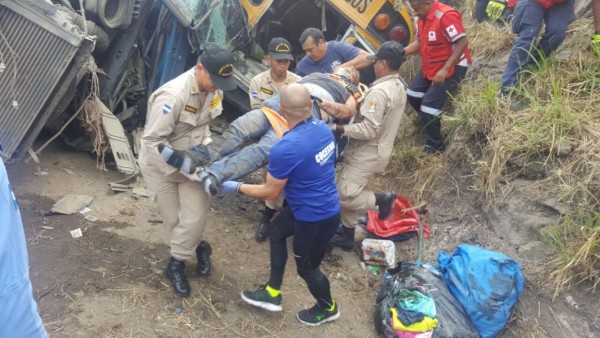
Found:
[438,245,523,338]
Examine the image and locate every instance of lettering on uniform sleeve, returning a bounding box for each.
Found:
[446,24,458,38]
[367,101,377,113]
[209,95,222,109]
[163,102,173,114]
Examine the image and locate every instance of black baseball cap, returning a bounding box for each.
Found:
[367,41,405,63]
[200,43,236,91]
[268,37,293,61]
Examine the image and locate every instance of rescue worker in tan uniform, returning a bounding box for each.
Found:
[249,37,301,109]
[248,37,301,242]
[138,44,236,297]
[328,41,407,251]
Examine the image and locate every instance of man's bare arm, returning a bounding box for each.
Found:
[340,50,375,70]
[318,95,357,120]
[403,40,421,56]
[238,173,287,201]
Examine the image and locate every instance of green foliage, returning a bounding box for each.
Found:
[391,17,600,293]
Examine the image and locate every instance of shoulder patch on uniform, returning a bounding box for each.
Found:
[209,95,222,109]
[446,24,458,38]
[191,86,199,94]
[185,105,197,114]
[162,102,173,114]
[251,89,258,98]
[367,101,377,113]
[260,87,274,95]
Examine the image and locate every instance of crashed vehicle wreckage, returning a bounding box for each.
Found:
[0,0,415,187]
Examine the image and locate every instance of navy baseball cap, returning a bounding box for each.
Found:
[268,37,294,61]
[367,41,405,63]
[201,43,236,91]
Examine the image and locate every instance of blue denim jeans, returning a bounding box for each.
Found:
[500,0,575,92]
[189,108,276,182]
[191,94,326,183]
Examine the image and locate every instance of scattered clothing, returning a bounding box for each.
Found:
[390,308,438,332]
[393,329,434,338]
[396,309,425,326]
[396,289,437,318]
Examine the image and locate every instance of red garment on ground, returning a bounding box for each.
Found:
[366,195,430,239]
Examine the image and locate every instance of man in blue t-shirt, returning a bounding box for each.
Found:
[219,84,341,326]
[0,155,48,338]
[295,27,373,76]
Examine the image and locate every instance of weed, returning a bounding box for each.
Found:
[390,15,600,294]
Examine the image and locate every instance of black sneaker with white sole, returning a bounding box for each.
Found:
[241,285,282,312]
[297,302,340,326]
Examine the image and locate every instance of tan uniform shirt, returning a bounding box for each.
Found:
[343,74,406,172]
[139,67,223,176]
[248,70,301,109]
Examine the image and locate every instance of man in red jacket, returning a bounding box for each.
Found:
[500,0,574,93]
[405,0,471,154]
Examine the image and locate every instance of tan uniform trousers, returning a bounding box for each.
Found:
[142,167,211,261]
[337,162,378,228]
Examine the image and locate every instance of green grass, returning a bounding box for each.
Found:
[390,15,600,295]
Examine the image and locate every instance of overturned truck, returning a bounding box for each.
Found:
[0,0,414,174]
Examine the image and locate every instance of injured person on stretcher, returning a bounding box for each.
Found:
[158,67,365,195]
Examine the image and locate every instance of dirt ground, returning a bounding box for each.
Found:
[7,140,600,337]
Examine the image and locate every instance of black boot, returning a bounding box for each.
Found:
[256,206,276,242]
[166,257,190,297]
[328,226,355,251]
[375,192,396,220]
[196,241,212,277]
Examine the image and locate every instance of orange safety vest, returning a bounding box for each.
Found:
[260,106,289,139]
[418,1,472,80]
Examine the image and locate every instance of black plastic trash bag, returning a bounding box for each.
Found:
[375,261,480,338]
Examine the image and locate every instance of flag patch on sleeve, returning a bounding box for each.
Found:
[162,103,173,114]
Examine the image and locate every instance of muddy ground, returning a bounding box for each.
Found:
[7,140,600,338]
